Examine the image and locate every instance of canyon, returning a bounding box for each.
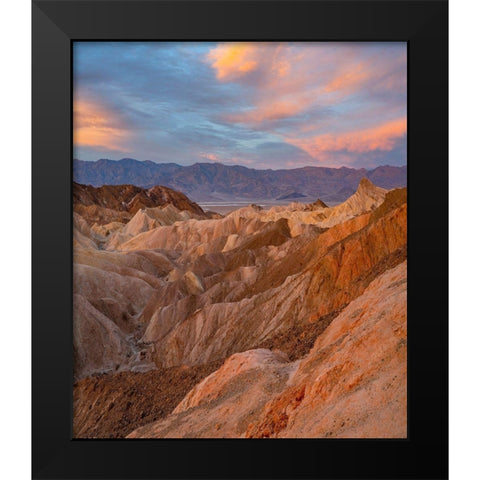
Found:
[73,178,407,438]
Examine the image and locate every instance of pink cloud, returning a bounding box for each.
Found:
[287,117,407,157]
[201,153,220,161]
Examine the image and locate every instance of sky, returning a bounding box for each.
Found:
[73,42,407,170]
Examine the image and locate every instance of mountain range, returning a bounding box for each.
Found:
[73,158,407,203]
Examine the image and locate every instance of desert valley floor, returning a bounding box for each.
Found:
[72,178,407,438]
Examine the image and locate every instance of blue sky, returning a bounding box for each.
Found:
[73,42,406,169]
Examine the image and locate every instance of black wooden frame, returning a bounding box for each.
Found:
[32,1,448,479]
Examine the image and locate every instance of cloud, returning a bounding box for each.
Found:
[73,98,132,152]
[226,100,310,124]
[324,62,370,94]
[287,117,407,159]
[201,153,220,161]
[207,43,261,80]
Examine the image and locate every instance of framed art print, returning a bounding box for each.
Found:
[32,1,448,479]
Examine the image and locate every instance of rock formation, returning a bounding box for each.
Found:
[73,182,206,225]
[72,178,407,438]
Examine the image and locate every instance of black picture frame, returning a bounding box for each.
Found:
[32,1,448,479]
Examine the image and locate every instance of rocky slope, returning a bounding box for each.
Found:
[73,178,407,438]
[73,360,223,438]
[74,158,407,203]
[128,261,407,438]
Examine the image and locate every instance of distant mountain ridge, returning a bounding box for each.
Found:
[73,158,407,203]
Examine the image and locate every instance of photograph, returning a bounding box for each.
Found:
[72,41,408,439]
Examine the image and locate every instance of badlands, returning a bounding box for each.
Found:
[73,178,407,438]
